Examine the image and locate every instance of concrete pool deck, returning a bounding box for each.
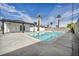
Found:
[0,33,40,55]
[0,31,79,56]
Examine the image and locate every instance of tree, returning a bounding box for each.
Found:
[56,15,61,18]
[56,14,61,28]
[34,22,37,26]
[50,22,53,28]
[67,23,75,29]
[37,15,41,31]
[67,23,75,33]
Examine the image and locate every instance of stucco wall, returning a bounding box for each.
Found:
[5,22,22,33]
[74,19,79,39]
[30,26,45,31]
[0,21,2,31]
[24,24,31,32]
[4,22,32,33]
[0,21,2,34]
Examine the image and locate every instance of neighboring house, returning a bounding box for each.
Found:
[0,19,34,34]
[30,26,46,32]
[0,19,46,34]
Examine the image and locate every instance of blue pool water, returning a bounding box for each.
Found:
[27,32,63,41]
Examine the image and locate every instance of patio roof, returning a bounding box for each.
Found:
[0,19,47,28]
[0,19,34,25]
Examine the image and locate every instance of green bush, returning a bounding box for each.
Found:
[67,23,75,33]
[67,23,75,29]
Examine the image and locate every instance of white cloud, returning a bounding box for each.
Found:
[56,5,62,8]
[60,19,78,27]
[0,3,33,23]
[62,9,79,18]
[0,16,3,19]
[0,3,16,12]
[43,4,79,27]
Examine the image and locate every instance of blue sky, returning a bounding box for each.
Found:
[0,3,79,27]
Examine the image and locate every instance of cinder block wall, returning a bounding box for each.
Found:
[73,19,79,55]
[0,21,1,31]
[74,20,79,39]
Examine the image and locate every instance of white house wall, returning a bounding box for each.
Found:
[1,21,45,33]
[30,26,45,31]
[5,22,21,33]
[4,22,32,33]
[24,24,32,32]
[4,22,10,33]
[40,27,45,31]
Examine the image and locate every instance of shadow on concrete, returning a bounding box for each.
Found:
[1,31,79,56]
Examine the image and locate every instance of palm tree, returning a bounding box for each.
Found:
[34,22,37,26]
[37,15,41,31]
[56,14,61,28]
[50,22,53,28]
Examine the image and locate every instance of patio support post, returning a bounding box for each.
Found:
[2,19,4,34]
[22,23,24,33]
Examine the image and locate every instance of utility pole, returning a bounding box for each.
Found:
[72,3,74,23]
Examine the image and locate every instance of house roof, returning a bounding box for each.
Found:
[0,19,34,25]
[0,19,46,28]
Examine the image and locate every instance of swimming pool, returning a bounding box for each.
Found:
[27,32,63,41]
